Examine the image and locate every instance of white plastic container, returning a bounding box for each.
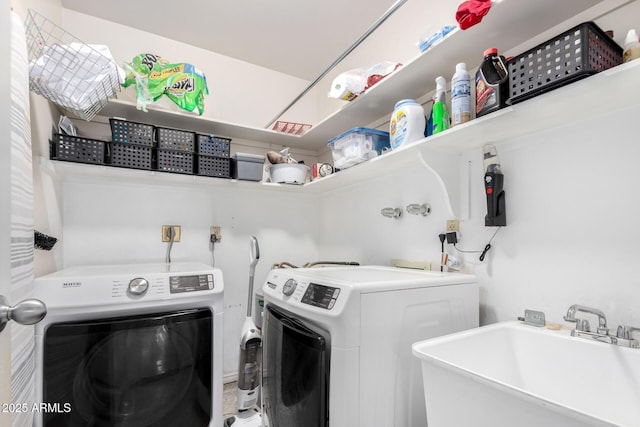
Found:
[389,99,426,149]
[623,29,640,63]
[451,62,471,126]
[266,163,309,184]
[327,127,390,170]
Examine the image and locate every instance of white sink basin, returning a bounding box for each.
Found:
[412,321,640,427]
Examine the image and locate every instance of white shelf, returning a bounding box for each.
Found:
[53,0,635,213]
[46,159,307,193]
[97,0,612,152]
[51,59,640,202]
[305,59,640,217]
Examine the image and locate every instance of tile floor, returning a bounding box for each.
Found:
[223,381,238,419]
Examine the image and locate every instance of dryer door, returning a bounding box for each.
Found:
[41,308,213,427]
[263,304,330,427]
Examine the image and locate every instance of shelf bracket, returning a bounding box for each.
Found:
[416,147,470,220]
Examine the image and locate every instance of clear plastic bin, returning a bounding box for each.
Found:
[327,127,390,170]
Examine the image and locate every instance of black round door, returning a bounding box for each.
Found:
[42,309,213,427]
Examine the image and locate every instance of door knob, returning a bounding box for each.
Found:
[0,295,47,333]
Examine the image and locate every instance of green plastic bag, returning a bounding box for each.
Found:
[123,53,209,115]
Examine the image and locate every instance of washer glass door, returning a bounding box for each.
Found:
[263,304,330,427]
[42,308,212,427]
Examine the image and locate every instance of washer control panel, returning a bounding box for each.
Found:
[301,283,340,310]
[169,274,214,293]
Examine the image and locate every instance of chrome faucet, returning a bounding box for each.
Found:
[564,304,609,335]
[563,304,640,349]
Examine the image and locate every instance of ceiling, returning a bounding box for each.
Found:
[60,0,399,81]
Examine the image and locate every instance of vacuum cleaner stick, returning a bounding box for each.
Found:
[233,236,263,424]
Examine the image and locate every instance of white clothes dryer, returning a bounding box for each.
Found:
[33,262,224,427]
[261,265,478,427]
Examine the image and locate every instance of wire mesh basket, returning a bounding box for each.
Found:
[156,127,196,152]
[24,9,122,121]
[197,134,231,157]
[109,143,154,170]
[157,150,195,174]
[507,22,622,105]
[50,133,106,165]
[197,155,232,178]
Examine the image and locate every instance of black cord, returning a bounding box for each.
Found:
[452,227,502,261]
[438,234,446,272]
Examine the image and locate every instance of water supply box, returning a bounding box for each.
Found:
[327,127,390,170]
[232,153,265,181]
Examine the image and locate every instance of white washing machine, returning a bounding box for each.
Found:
[33,262,224,427]
[261,265,478,427]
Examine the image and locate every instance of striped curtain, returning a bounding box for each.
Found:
[9,11,34,427]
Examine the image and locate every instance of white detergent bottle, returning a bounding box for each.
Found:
[451,62,471,126]
[389,99,426,149]
[623,29,640,63]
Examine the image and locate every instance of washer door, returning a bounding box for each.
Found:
[42,308,212,427]
[262,304,330,427]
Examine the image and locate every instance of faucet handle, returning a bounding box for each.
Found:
[616,325,640,340]
[564,315,591,332]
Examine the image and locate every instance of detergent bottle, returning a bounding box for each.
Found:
[389,99,426,149]
[623,29,640,63]
[476,48,508,117]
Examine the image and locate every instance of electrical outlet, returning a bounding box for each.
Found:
[210,226,221,242]
[162,225,181,242]
[446,219,460,233]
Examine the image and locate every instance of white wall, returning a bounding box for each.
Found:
[60,9,314,130]
[60,179,320,375]
[319,103,640,330]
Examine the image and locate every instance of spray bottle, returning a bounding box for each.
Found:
[430,76,450,135]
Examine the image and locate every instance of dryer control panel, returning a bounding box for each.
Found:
[264,271,345,312]
[301,283,340,310]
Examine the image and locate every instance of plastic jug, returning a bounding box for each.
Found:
[390,99,426,149]
[476,48,508,117]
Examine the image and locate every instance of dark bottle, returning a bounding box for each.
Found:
[475,48,509,117]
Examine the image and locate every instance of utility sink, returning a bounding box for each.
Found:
[412,321,640,427]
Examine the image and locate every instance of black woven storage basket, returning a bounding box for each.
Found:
[51,133,105,165]
[507,21,622,105]
[197,155,232,178]
[109,143,153,170]
[109,118,154,146]
[197,134,231,157]
[156,127,196,152]
[157,150,195,174]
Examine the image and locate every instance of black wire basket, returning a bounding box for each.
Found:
[50,133,106,165]
[156,127,196,152]
[197,155,232,178]
[197,134,231,157]
[109,143,154,170]
[507,21,622,105]
[109,119,154,146]
[157,150,195,174]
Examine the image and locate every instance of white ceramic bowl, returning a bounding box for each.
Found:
[267,163,309,184]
